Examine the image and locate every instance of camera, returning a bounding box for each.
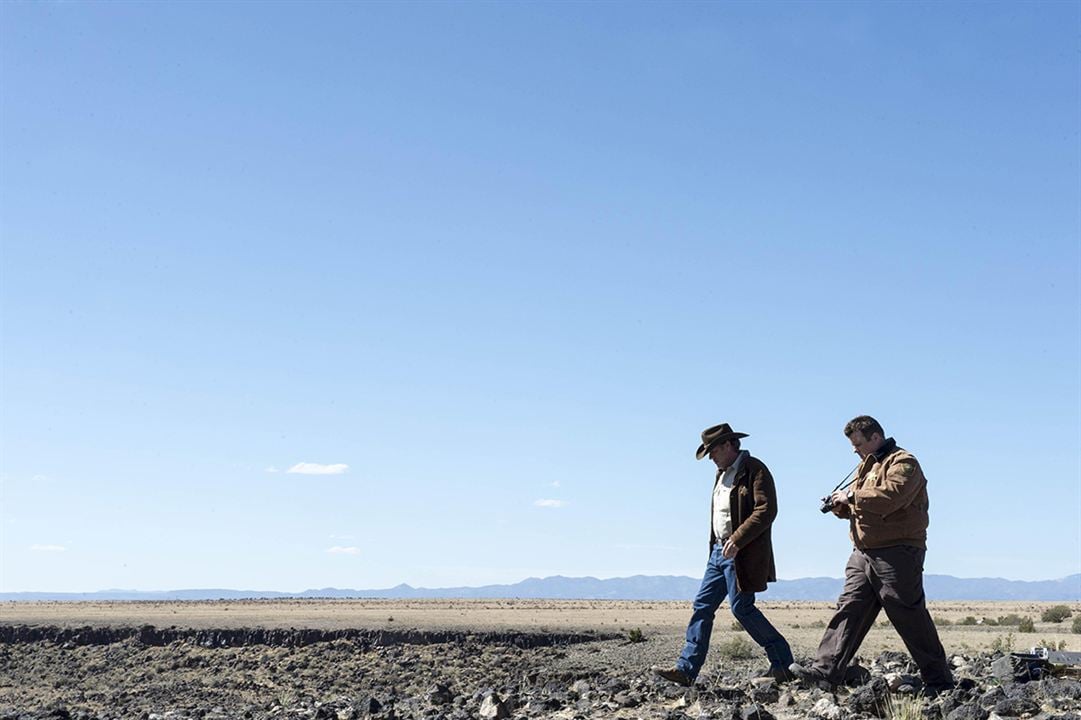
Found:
[819,496,836,514]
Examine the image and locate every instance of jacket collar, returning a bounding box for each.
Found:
[872,437,898,461]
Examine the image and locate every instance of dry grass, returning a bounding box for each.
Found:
[1,599,1078,657]
[885,693,927,720]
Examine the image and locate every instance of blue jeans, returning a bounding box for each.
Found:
[676,545,793,680]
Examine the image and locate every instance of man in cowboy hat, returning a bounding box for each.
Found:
[789,416,953,695]
[653,423,794,686]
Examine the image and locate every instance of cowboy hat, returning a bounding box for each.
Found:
[695,423,749,460]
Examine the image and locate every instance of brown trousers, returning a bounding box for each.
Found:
[812,545,952,686]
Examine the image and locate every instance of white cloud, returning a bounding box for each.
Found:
[30,544,66,552]
[265,466,279,473]
[329,534,355,541]
[287,462,349,475]
[326,546,360,555]
[534,499,567,508]
[550,480,561,487]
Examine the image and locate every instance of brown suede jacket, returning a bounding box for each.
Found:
[835,438,930,549]
[708,453,778,593]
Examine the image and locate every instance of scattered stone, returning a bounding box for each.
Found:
[843,664,871,687]
[478,693,509,720]
[740,705,775,720]
[750,680,779,705]
[812,697,845,720]
[426,684,453,706]
[847,676,890,715]
[947,706,991,720]
[993,697,1041,717]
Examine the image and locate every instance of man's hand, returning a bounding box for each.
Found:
[829,489,850,518]
[722,538,739,558]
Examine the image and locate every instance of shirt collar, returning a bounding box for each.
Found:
[723,449,748,475]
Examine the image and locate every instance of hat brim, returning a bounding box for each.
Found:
[695,432,749,460]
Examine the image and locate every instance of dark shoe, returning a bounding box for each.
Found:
[920,681,956,699]
[754,666,795,683]
[652,666,693,687]
[789,662,833,690]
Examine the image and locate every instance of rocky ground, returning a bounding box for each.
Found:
[1,625,1079,720]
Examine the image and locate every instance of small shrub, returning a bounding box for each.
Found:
[730,621,747,632]
[996,614,1024,626]
[983,617,999,627]
[627,627,645,643]
[936,618,952,627]
[1072,616,1081,634]
[959,616,978,626]
[387,616,394,622]
[1018,617,1035,633]
[885,693,927,720]
[1041,606,1073,624]
[990,632,1015,654]
[716,635,756,660]
[809,620,827,628]
[1039,638,1067,651]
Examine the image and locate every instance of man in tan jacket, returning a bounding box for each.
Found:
[653,423,793,686]
[791,415,954,694]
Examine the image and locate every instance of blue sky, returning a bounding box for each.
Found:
[1,1,1078,593]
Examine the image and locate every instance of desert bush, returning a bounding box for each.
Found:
[996,614,1024,626]
[730,621,747,632]
[1039,638,1067,651]
[885,693,927,720]
[990,632,1015,654]
[1072,616,1081,634]
[936,618,952,626]
[959,616,978,626]
[1041,606,1072,623]
[1018,617,1035,633]
[715,635,756,660]
[627,628,645,643]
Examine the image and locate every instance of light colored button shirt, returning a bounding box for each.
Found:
[712,450,748,541]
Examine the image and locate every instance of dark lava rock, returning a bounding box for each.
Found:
[848,677,890,715]
[750,681,779,705]
[1038,679,1081,702]
[740,705,775,720]
[843,664,872,687]
[426,684,454,706]
[613,691,640,708]
[946,705,990,720]
[876,651,917,672]
[980,687,1008,708]
[994,697,1041,717]
[714,686,747,701]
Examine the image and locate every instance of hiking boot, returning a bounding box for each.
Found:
[652,666,693,687]
[788,662,833,690]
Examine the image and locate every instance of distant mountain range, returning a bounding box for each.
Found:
[3,573,1078,602]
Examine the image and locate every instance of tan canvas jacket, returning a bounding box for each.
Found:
[836,439,930,549]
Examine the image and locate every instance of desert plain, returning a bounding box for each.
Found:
[1,599,1079,719]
